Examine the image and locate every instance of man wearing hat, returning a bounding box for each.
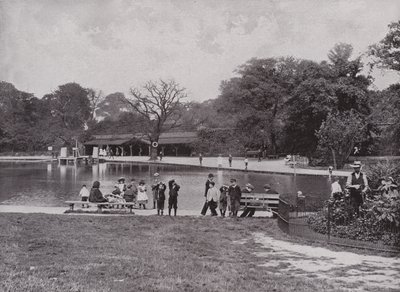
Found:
[201,173,214,215]
[346,161,368,216]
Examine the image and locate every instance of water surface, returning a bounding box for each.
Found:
[0,161,336,210]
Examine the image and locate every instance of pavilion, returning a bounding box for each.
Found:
[84,132,198,157]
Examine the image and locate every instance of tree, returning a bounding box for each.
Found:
[126,79,187,160]
[42,82,91,146]
[285,43,371,158]
[316,111,367,169]
[95,92,130,121]
[369,20,400,72]
[218,57,300,154]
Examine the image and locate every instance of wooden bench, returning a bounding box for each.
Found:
[240,193,280,212]
[246,150,261,158]
[65,201,137,213]
[267,154,279,159]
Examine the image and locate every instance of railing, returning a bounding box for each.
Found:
[277,197,400,253]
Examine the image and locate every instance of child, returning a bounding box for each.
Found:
[117,177,126,196]
[137,180,149,209]
[168,179,180,216]
[157,181,167,215]
[219,185,228,217]
[206,181,220,216]
[124,184,136,203]
[79,184,90,208]
[331,177,343,200]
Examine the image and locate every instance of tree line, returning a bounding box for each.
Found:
[0,21,399,167]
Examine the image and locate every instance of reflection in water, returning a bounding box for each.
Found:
[59,165,67,184]
[0,161,333,210]
[47,163,52,178]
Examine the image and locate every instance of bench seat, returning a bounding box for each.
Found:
[240,193,279,211]
[65,201,137,213]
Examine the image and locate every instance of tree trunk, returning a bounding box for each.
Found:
[331,148,337,170]
[149,144,158,160]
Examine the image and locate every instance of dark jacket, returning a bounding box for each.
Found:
[228,185,242,202]
[158,183,166,201]
[169,181,180,199]
[89,181,107,203]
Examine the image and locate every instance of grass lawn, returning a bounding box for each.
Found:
[0,213,390,292]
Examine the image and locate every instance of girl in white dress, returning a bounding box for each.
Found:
[137,180,149,209]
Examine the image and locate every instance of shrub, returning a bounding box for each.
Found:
[307,196,400,246]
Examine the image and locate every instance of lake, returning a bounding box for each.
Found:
[0,161,337,210]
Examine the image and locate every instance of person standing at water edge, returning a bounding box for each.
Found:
[206,181,220,216]
[219,185,228,217]
[201,173,214,215]
[244,157,249,171]
[152,173,160,209]
[157,181,167,215]
[199,153,203,166]
[79,184,90,208]
[228,154,233,167]
[137,180,149,209]
[168,179,180,216]
[346,161,368,216]
[228,179,241,217]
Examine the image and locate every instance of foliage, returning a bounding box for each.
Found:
[369,20,400,71]
[316,110,368,168]
[308,196,400,246]
[218,57,300,153]
[193,128,243,155]
[366,160,400,190]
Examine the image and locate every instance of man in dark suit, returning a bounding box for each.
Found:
[228,178,241,217]
[200,173,214,215]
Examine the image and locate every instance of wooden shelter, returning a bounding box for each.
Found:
[84,132,198,157]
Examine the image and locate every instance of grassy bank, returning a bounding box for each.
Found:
[0,214,383,292]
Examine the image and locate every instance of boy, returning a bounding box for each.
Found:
[157,181,167,215]
[168,179,180,216]
[79,184,90,208]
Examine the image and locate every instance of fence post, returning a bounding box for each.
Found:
[327,201,331,243]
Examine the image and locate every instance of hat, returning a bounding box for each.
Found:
[263,184,271,189]
[154,173,160,177]
[208,173,214,178]
[350,161,362,168]
[246,183,255,190]
[118,177,125,182]
[139,180,145,184]
[230,178,236,183]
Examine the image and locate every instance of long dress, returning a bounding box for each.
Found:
[137,185,149,204]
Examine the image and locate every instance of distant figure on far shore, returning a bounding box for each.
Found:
[199,153,203,166]
[244,157,249,171]
[228,154,233,167]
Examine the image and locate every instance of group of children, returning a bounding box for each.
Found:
[78,175,181,215]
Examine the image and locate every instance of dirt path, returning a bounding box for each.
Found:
[253,233,400,291]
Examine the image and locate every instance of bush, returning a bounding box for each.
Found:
[307,196,400,246]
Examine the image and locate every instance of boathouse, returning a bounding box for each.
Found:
[84,132,198,157]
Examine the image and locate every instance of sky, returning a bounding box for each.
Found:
[0,0,399,101]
